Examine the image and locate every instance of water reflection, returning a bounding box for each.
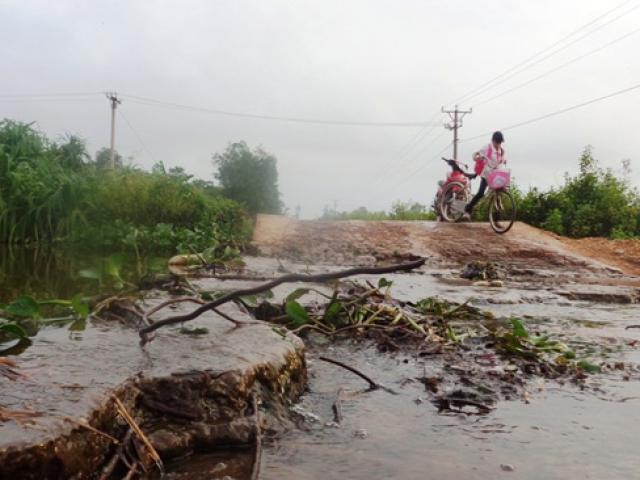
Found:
[0,245,167,303]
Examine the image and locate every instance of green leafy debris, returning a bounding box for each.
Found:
[285,300,310,327]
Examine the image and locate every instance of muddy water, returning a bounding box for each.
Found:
[259,343,640,480]
[183,258,640,480]
[4,251,640,479]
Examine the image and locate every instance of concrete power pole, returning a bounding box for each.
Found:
[106,92,121,168]
[442,105,472,161]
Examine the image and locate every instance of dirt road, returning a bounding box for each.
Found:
[253,214,640,275]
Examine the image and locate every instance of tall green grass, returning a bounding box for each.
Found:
[0,120,250,253]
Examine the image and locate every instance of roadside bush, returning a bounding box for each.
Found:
[0,120,251,253]
[517,147,639,238]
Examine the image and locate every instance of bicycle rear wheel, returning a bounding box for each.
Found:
[488,189,516,234]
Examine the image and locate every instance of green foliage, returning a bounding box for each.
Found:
[0,293,90,342]
[285,300,310,327]
[0,120,252,254]
[0,322,28,339]
[213,141,283,214]
[518,147,640,238]
[322,201,437,221]
[4,296,40,318]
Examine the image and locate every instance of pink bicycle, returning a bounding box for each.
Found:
[437,158,516,234]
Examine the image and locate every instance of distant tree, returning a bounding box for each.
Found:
[94,147,123,169]
[213,141,283,214]
[53,134,90,171]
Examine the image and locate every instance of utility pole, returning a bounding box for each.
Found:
[106,92,121,169]
[442,105,472,161]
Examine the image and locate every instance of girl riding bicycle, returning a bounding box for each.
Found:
[463,131,505,220]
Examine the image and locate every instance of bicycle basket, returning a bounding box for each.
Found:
[487,169,511,189]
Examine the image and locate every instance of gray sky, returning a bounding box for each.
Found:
[1,0,639,217]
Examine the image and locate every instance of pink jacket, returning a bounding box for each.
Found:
[474,144,505,177]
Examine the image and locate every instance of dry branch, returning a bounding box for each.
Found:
[113,397,163,475]
[318,356,397,394]
[139,258,426,344]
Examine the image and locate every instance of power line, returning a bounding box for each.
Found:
[118,109,158,164]
[461,81,640,143]
[474,25,640,107]
[459,3,640,106]
[449,0,639,106]
[0,92,102,99]
[361,115,443,195]
[373,141,453,197]
[0,97,97,103]
[121,93,438,128]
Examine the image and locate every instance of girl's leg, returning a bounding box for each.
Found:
[465,178,487,213]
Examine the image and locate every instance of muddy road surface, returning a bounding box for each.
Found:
[253,214,640,275]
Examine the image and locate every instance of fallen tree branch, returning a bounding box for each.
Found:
[139,258,426,344]
[318,356,396,394]
[143,297,206,325]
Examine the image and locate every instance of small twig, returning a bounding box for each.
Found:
[625,325,640,330]
[212,307,257,326]
[187,244,208,267]
[62,417,119,445]
[99,429,133,480]
[191,274,275,281]
[332,388,344,423]
[250,392,262,480]
[443,298,474,318]
[318,356,396,394]
[121,462,139,480]
[143,296,206,325]
[139,258,426,344]
[113,397,164,475]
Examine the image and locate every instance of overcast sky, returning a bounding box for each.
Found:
[1,0,639,217]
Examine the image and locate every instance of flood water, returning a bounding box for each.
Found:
[160,259,640,480]
[262,343,640,480]
[3,253,640,479]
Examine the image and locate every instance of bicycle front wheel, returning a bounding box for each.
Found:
[488,189,516,234]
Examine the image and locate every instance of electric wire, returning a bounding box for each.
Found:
[448,0,639,106]
[461,81,640,143]
[0,91,102,99]
[473,25,640,107]
[118,109,158,164]
[120,93,437,128]
[459,3,640,105]
[373,140,453,198]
